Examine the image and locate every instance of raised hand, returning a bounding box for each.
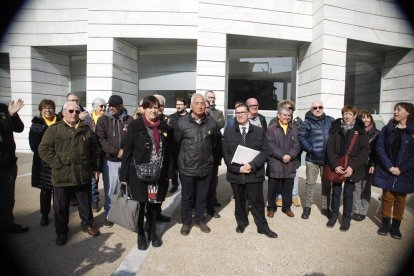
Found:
[8,99,24,116]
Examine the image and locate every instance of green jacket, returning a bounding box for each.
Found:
[38,120,99,187]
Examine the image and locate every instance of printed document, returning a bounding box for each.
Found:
[231,145,260,165]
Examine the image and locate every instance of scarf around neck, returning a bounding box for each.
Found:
[143,115,161,153]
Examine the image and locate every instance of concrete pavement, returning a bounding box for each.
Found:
[2,153,414,275]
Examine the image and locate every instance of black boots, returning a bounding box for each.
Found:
[377,217,391,236]
[137,229,147,250]
[301,207,311,219]
[390,219,402,239]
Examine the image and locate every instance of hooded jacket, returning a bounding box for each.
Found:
[38,120,99,187]
[373,120,414,194]
[95,108,133,162]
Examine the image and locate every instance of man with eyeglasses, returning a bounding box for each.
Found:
[223,103,277,238]
[167,98,188,194]
[39,101,101,246]
[96,94,133,227]
[175,93,222,236]
[246,98,267,132]
[298,101,334,219]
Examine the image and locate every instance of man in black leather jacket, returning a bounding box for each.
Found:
[175,93,221,236]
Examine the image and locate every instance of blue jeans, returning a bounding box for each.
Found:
[103,160,121,218]
[91,176,99,203]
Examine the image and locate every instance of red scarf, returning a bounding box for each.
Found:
[143,115,161,153]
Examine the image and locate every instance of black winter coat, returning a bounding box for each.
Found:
[175,113,221,177]
[0,103,24,168]
[119,117,173,202]
[29,116,60,190]
[326,118,370,182]
[223,123,268,184]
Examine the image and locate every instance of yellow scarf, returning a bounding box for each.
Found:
[279,120,288,134]
[63,118,80,129]
[91,111,103,125]
[42,115,57,126]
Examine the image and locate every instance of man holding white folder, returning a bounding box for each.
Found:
[223,103,277,238]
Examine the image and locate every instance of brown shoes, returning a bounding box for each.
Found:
[267,210,275,218]
[284,210,295,217]
[82,226,100,236]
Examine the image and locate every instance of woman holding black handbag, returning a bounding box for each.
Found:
[119,96,173,250]
[325,105,369,231]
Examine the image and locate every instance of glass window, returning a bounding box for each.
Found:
[138,49,196,112]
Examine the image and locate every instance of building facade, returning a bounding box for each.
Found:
[1,0,413,152]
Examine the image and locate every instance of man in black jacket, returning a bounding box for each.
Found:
[0,99,29,234]
[175,93,221,236]
[96,94,134,226]
[223,103,277,238]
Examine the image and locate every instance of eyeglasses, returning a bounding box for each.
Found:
[99,105,106,108]
[235,111,248,116]
[68,109,81,114]
[42,107,54,111]
[248,104,259,108]
[312,106,323,110]
[69,99,79,102]
[208,96,216,99]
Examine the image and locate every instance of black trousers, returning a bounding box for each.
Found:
[40,188,53,216]
[267,178,294,213]
[0,165,17,230]
[53,184,93,235]
[180,174,211,224]
[231,182,268,231]
[207,165,219,214]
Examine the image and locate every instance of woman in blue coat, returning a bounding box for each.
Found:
[374,102,414,239]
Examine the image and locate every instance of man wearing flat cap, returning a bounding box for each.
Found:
[96,94,133,226]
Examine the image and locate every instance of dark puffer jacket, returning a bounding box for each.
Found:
[95,108,133,162]
[38,121,99,187]
[266,120,300,179]
[373,120,414,194]
[223,123,268,184]
[326,118,370,182]
[119,117,173,202]
[175,112,221,177]
[298,111,334,165]
[29,115,60,190]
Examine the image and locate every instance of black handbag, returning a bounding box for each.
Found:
[133,159,161,182]
[107,181,139,232]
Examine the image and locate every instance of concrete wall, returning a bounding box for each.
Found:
[381,49,414,121]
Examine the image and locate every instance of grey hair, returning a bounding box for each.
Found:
[204,90,215,97]
[92,97,106,107]
[191,93,205,104]
[153,94,166,105]
[277,106,292,115]
[63,101,79,111]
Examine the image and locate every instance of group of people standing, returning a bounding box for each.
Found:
[1,91,413,251]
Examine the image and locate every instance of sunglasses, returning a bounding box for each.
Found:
[99,105,106,108]
[312,106,323,110]
[68,109,81,114]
